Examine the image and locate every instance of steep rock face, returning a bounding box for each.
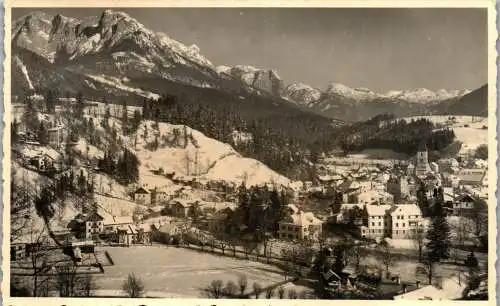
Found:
[11,10,223,96]
[282,82,322,106]
[217,65,284,96]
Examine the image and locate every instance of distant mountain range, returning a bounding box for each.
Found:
[11,10,488,122]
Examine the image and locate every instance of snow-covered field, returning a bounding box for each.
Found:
[452,127,488,155]
[95,246,293,297]
[388,115,488,155]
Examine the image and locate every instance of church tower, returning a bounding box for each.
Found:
[415,142,431,177]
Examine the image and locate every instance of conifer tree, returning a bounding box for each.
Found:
[44,90,56,113]
[37,122,49,145]
[75,92,84,118]
[425,191,451,262]
[417,181,429,217]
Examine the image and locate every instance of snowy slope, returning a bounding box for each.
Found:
[121,120,291,187]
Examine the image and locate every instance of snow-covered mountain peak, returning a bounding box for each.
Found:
[216,65,232,75]
[156,32,213,68]
[382,87,469,103]
[325,82,379,102]
[283,82,322,106]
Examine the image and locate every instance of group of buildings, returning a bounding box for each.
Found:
[67,210,151,245]
[324,146,488,240]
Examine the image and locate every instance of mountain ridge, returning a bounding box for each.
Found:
[11,10,487,123]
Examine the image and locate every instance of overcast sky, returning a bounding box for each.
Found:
[13,8,488,92]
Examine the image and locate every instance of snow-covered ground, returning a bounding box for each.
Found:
[452,127,488,155]
[123,120,290,188]
[80,102,291,189]
[387,115,488,156]
[95,246,295,297]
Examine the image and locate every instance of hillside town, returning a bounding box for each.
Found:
[10,94,489,300]
[8,7,490,302]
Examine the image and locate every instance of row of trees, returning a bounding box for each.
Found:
[203,275,306,299]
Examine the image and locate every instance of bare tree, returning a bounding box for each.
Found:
[349,242,365,272]
[122,273,145,298]
[238,274,248,296]
[78,273,97,297]
[208,237,217,253]
[242,237,258,259]
[27,226,53,297]
[206,279,224,298]
[287,289,298,299]
[265,287,274,299]
[252,282,262,299]
[281,245,300,278]
[411,227,426,263]
[298,290,309,299]
[277,286,285,299]
[219,240,228,255]
[56,263,79,297]
[10,169,34,242]
[223,280,237,298]
[416,256,436,285]
[262,233,273,263]
[379,241,393,278]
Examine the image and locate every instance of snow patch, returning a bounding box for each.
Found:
[14,56,34,90]
[84,73,160,99]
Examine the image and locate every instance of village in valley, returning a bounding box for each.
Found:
[10,94,489,299]
[8,8,490,301]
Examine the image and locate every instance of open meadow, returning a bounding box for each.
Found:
[94,245,307,297]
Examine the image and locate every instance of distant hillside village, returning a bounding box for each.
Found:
[10,93,488,300]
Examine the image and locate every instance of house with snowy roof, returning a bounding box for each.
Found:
[393,274,467,300]
[103,215,134,234]
[169,198,202,218]
[278,209,323,241]
[458,168,487,187]
[355,190,394,205]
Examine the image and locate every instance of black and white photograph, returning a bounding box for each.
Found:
[4,2,496,303]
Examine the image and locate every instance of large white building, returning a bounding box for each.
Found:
[359,204,424,239]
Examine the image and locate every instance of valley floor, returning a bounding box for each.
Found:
[94,245,308,298]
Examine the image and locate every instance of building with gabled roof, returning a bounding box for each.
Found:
[278,209,323,241]
[359,203,424,239]
[458,168,487,187]
[134,186,151,205]
[389,204,424,239]
[69,212,105,239]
